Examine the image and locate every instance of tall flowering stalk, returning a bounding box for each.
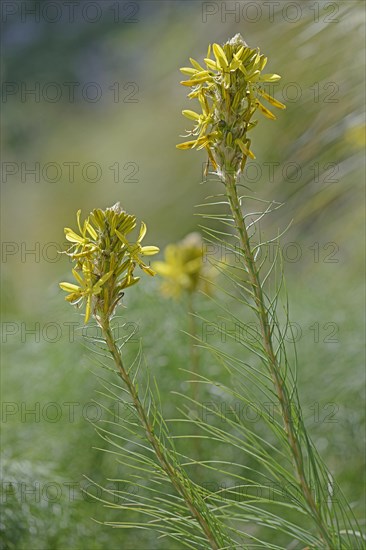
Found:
[60,204,230,550]
[177,34,362,549]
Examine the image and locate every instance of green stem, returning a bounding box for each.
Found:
[188,291,199,403]
[187,291,203,470]
[224,169,334,549]
[99,316,226,550]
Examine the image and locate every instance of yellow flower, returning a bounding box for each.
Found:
[64,209,98,258]
[116,221,159,277]
[59,204,159,323]
[152,233,214,299]
[177,34,285,174]
[59,262,113,323]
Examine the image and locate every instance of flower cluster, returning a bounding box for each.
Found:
[59,203,159,323]
[152,233,214,298]
[177,34,285,177]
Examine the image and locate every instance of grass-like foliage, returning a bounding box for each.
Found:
[59,35,364,549]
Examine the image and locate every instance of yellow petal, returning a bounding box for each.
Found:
[234,46,245,60]
[176,140,197,150]
[64,229,85,244]
[85,222,97,239]
[189,57,204,71]
[141,265,156,276]
[257,101,277,120]
[94,270,113,290]
[204,58,218,70]
[84,296,91,324]
[257,88,286,109]
[180,76,210,86]
[235,139,256,159]
[212,43,228,68]
[72,268,84,286]
[138,221,147,242]
[259,56,268,70]
[76,209,82,233]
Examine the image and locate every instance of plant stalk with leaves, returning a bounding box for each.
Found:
[60,204,230,550]
[177,34,363,549]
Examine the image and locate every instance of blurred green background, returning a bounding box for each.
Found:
[1,1,365,548]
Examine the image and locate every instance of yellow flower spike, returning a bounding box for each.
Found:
[177,34,284,175]
[60,205,159,323]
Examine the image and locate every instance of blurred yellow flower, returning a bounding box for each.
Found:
[152,233,214,298]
